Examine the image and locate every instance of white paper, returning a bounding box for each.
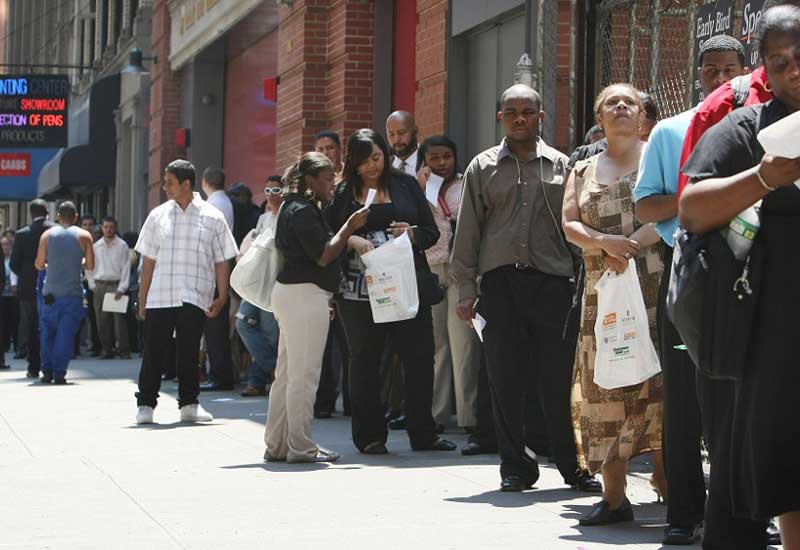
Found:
[425,173,444,207]
[364,188,377,208]
[472,312,487,343]
[757,109,800,189]
[102,293,129,314]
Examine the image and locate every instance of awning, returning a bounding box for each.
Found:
[37,73,120,198]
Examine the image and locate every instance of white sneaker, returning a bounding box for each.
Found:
[180,404,214,423]
[136,406,154,424]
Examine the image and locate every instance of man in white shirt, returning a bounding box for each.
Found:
[386,111,419,178]
[134,159,238,424]
[90,216,131,359]
[201,167,234,231]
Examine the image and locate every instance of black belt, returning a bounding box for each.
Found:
[95,279,120,284]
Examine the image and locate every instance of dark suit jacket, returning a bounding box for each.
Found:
[10,218,53,301]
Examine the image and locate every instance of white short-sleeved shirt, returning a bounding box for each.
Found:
[135,193,238,311]
[206,189,235,231]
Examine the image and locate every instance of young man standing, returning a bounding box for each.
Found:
[386,111,420,178]
[90,216,132,359]
[135,160,238,424]
[314,130,343,177]
[35,202,95,384]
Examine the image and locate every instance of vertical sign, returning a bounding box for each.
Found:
[741,0,766,69]
[692,0,735,104]
[0,75,69,148]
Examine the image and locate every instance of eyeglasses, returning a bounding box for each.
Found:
[264,186,282,195]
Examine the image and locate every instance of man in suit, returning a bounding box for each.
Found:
[10,200,54,378]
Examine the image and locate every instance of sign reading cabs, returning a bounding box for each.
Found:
[0,75,69,148]
[0,153,31,176]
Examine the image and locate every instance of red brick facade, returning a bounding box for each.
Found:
[414,0,448,141]
[276,0,374,171]
[148,0,183,208]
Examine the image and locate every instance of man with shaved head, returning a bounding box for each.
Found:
[386,111,419,177]
[451,84,600,494]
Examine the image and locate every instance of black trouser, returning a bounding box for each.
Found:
[698,374,767,549]
[479,266,579,484]
[22,299,41,375]
[204,295,234,387]
[315,317,349,415]
[467,351,497,449]
[657,244,707,527]
[336,299,437,451]
[136,304,205,409]
[0,296,19,352]
[85,288,101,350]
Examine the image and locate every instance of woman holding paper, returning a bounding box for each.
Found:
[562,83,664,526]
[415,135,480,432]
[325,128,456,454]
[680,6,800,547]
[263,152,369,464]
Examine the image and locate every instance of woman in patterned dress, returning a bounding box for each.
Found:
[562,83,665,526]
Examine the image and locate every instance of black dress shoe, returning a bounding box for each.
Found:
[53,376,67,385]
[388,415,407,430]
[662,524,701,545]
[579,497,634,526]
[14,352,26,359]
[569,471,603,493]
[767,519,781,546]
[0,364,9,369]
[26,371,39,379]
[461,441,497,456]
[500,475,533,492]
[314,410,333,419]
[413,438,456,451]
[199,382,234,391]
[40,373,52,383]
[362,441,388,455]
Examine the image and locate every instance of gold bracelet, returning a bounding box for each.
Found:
[756,169,777,192]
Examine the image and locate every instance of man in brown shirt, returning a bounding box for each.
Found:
[451,84,599,493]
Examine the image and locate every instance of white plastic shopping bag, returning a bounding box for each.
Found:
[593,258,661,390]
[360,232,419,323]
[230,222,283,312]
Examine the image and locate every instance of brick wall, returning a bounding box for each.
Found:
[414,0,447,141]
[148,0,183,209]
[276,0,374,172]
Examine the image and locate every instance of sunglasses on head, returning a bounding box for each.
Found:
[264,186,282,195]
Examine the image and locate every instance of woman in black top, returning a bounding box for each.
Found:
[264,152,368,464]
[680,7,800,548]
[325,129,456,454]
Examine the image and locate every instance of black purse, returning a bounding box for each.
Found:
[666,228,764,380]
[416,268,445,306]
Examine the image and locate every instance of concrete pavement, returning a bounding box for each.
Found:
[0,354,708,550]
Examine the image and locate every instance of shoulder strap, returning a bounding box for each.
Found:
[732,73,752,109]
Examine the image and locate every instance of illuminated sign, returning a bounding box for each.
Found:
[0,153,31,176]
[0,75,69,148]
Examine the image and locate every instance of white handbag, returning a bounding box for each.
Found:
[593,258,661,389]
[230,207,284,312]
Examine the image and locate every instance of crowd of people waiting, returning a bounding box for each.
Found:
[3,4,799,548]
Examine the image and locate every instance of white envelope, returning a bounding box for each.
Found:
[425,173,444,207]
[472,312,487,343]
[102,293,129,314]
[757,109,800,159]
[364,188,377,208]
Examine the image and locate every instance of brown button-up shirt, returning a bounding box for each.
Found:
[451,138,574,301]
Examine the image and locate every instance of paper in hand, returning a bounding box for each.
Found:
[364,188,377,208]
[425,174,444,207]
[472,313,487,343]
[757,109,800,189]
[102,293,129,314]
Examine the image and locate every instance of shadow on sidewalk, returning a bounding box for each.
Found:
[446,486,587,509]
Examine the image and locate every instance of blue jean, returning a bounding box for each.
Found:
[235,300,279,387]
[40,295,86,377]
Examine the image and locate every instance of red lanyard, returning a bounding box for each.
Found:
[437,182,452,219]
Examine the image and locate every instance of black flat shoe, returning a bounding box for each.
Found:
[414,438,456,451]
[461,442,497,456]
[662,524,701,545]
[569,471,603,493]
[362,441,388,455]
[579,497,634,526]
[500,475,533,492]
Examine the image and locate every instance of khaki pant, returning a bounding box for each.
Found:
[93,280,130,355]
[430,263,479,427]
[264,282,332,462]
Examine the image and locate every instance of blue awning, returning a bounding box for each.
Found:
[0,148,59,200]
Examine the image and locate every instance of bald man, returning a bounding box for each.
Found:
[451,84,600,494]
[386,111,419,178]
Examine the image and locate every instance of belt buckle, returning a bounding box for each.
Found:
[514,262,530,270]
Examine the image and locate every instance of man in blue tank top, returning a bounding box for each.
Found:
[34,202,95,384]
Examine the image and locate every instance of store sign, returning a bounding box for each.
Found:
[0,153,31,176]
[0,75,69,148]
[741,0,766,69]
[692,1,735,104]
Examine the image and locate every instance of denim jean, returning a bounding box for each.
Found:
[235,300,279,387]
[40,294,86,377]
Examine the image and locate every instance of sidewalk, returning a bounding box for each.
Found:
[1,354,698,550]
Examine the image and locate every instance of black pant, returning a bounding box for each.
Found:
[467,351,497,449]
[0,295,19,352]
[657,244,706,527]
[698,373,767,549]
[204,297,234,387]
[85,288,101,350]
[136,304,205,409]
[479,267,579,484]
[315,318,349,415]
[337,299,438,451]
[22,299,41,375]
